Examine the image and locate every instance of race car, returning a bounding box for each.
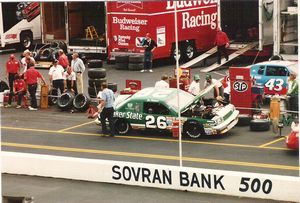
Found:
[108,84,239,138]
[250,60,298,96]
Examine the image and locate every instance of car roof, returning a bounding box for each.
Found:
[253,60,298,74]
[131,87,179,102]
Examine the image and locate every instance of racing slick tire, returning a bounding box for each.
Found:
[108,82,118,93]
[183,41,197,61]
[115,55,129,63]
[114,118,131,135]
[20,31,33,49]
[183,120,206,139]
[115,62,128,70]
[48,88,58,106]
[237,115,252,126]
[129,55,144,63]
[88,78,107,88]
[39,48,52,61]
[128,63,144,71]
[250,119,270,131]
[73,94,90,112]
[58,41,67,53]
[57,91,75,110]
[87,59,103,68]
[88,68,106,79]
[88,86,101,98]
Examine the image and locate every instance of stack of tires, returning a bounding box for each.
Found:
[128,55,144,71]
[87,59,106,98]
[115,56,129,70]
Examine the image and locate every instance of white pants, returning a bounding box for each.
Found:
[76,73,84,94]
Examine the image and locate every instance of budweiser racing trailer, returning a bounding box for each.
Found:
[0,2,41,49]
[107,1,218,62]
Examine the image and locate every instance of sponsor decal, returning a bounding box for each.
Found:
[112,17,148,33]
[115,35,131,46]
[117,1,143,10]
[166,0,217,10]
[233,81,248,92]
[114,111,143,120]
[156,26,166,47]
[135,37,145,47]
[5,34,17,39]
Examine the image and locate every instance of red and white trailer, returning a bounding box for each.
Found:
[106,1,218,62]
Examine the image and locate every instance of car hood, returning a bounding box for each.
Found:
[181,83,215,112]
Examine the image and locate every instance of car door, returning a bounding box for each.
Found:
[143,102,171,130]
[263,65,289,95]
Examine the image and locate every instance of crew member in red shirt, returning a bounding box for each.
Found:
[6,54,20,93]
[215,27,230,64]
[5,74,27,108]
[24,65,46,110]
[58,49,69,70]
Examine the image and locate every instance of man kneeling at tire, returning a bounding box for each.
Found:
[98,83,115,136]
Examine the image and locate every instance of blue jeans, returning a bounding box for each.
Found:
[144,51,153,70]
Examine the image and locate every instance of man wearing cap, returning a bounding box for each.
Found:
[63,66,77,95]
[155,74,169,88]
[188,74,201,96]
[5,74,26,109]
[49,59,65,94]
[71,53,85,94]
[287,72,298,114]
[215,27,229,64]
[204,74,223,98]
[24,65,46,111]
[6,54,20,94]
[20,49,35,74]
[58,49,69,70]
[141,33,157,73]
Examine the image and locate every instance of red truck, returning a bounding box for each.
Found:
[107,1,218,62]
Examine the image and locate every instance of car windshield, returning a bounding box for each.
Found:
[165,90,195,111]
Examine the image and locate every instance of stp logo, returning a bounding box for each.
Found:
[233,81,248,92]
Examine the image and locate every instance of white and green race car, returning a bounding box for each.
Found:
[100,84,239,138]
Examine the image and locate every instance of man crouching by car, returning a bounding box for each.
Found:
[98,83,115,137]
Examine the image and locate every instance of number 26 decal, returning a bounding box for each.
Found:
[265,79,284,91]
[146,115,167,129]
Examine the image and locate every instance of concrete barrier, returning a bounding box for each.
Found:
[2,152,300,202]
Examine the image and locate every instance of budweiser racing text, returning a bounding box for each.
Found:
[182,10,217,30]
[166,0,217,10]
[113,17,148,33]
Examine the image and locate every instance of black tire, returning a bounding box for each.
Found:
[250,119,270,131]
[73,94,90,112]
[237,115,252,126]
[108,82,118,92]
[48,88,58,106]
[58,41,67,53]
[183,41,197,61]
[129,55,144,63]
[183,120,205,139]
[115,62,128,70]
[50,41,59,49]
[57,91,75,110]
[170,44,183,63]
[88,68,106,79]
[87,59,103,68]
[88,86,101,98]
[114,119,131,134]
[88,78,107,88]
[20,31,33,49]
[128,63,144,71]
[39,48,52,61]
[115,55,129,63]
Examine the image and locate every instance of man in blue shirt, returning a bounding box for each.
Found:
[99,83,115,136]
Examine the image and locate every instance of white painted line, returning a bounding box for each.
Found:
[2,152,300,202]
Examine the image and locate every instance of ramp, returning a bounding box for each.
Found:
[181,46,217,68]
[200,42,258,73]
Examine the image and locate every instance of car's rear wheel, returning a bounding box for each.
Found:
[183,120,205,139]
[114,119,130,135]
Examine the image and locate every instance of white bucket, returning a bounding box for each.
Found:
[0,92,4,103]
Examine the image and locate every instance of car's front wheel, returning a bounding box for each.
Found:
[183,120,205,139]
[114,119,131,135]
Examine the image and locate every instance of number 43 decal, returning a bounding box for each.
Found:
[265,79,284,91]
[145,115,167,129]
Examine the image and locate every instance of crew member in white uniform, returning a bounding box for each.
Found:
[155,75,169,88]
[188,74,201,96]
